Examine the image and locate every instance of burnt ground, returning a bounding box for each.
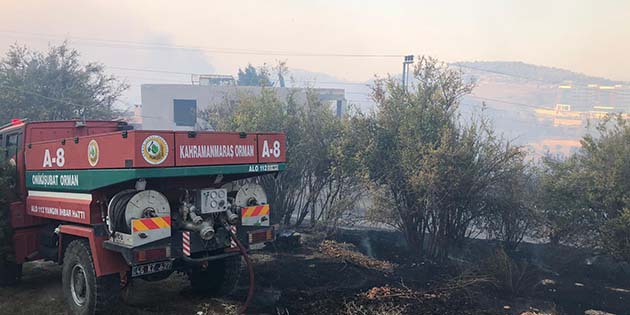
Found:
[0,228,629,315]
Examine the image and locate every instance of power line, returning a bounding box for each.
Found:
[0,29,571,111]
[467,95,552,110]
[109,65,373,86]
[0,77,551,121]
[1,84,136,114]
[0,82,544,117]
[0,84,87,108]
[111,66,552,111]
[110,66,199,76]
[5,28,628,89]
[123,75,190,83]
[451,63,557,84]
[335,88,551,111]
[4,28,608,89]
[296,80,371,86]
[0,29,404,58]
[0,82,554,118]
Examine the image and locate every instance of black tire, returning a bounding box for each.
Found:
[62,240,121,315]
[190,255,242,296]
[0,261,22,286]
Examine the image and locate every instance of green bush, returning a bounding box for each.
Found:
[0,159,16,264]
[601,208,630,261]
[537,115,630,259]
[358,56,527,261]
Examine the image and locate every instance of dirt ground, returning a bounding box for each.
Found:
[1,229,629,315]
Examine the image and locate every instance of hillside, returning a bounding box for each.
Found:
[452,61,623,155]
[454,61,623,86]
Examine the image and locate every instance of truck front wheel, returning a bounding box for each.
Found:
[190,255,242,295]
[62,240,121,315]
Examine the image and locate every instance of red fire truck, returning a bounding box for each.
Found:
[0,119,286,314]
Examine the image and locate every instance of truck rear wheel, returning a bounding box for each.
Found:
[190,255,242,295]
[62,240,121,315]
[0,261,22,286]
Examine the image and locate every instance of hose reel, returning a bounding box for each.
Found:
[107,190,171,234]
[233,183,268,207]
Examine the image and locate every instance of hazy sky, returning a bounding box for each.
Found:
[1,0,629,89]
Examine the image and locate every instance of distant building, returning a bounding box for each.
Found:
[555,83,630,114]
[138,80,347,131]
[534,83,630,128]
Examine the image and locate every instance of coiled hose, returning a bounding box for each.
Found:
[227,225,255,315]
[109,190,136,234]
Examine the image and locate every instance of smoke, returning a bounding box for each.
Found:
[360,235,375,258]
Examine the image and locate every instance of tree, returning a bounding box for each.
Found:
[199,84,363,229]
[579,115,630,223]
[360,57,526,260]
[536,156,597,246]
[482,164,537,250]
[237,64,271,87]
[538,115,630,260]
[0,42,128,122]
[601,209,630,261]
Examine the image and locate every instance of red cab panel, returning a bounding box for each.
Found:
[25,130,176,170]
[10,201,44,229]
[25,131,133,170]
[26,121,121,143]
[13,227,40,263]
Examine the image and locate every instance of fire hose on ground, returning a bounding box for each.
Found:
[227,225,255,315]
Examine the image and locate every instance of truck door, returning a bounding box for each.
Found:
[2,129,24,196]
[5,132,20,162]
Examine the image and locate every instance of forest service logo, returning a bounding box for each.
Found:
[141,135,169,165]
[87,140,99,167]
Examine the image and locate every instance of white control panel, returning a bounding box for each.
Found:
[199,188,228,214]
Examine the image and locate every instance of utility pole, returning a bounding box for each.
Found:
[402,55,414,92]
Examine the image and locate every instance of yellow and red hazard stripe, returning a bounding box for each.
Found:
[241,205,270,218]
[132,216,172,232]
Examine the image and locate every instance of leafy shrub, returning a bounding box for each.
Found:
[536,115,630,259]
[0,158,16,264]
[600,208,630,262]
[359,56,527,261]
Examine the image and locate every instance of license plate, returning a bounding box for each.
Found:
[247,228,274,244]
[132,260,173,277]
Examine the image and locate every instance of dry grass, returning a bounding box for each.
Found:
[363,285,440,301]
[341,300,407,315]
[319,240,396,273]
[195,302,239,315]
[0,262,66,315]
[483,248,543,297]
